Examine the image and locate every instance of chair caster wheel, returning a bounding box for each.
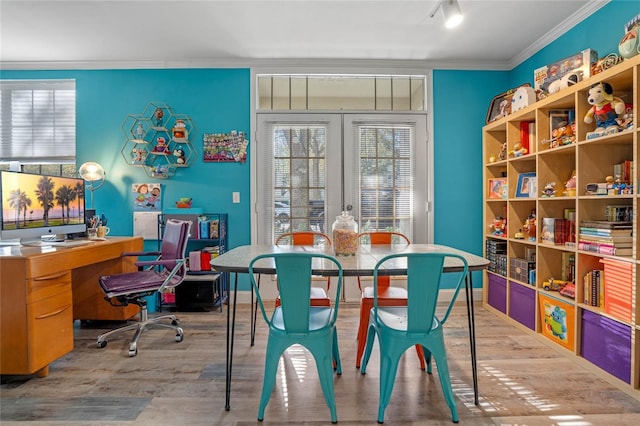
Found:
[171,319,179,326]
[128,346,137,357]
[97,340,107,349]
[176,330,184,342]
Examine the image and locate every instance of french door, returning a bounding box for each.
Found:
[254,113,429,245]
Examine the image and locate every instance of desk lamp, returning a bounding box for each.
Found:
[79,161,106,209]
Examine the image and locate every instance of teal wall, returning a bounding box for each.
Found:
[0,68,251,252]
[1,0,636,291]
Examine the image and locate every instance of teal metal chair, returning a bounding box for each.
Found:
[249,252,343,424]
[360,252,469,424]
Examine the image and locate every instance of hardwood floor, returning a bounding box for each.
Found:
[2,302,640,425]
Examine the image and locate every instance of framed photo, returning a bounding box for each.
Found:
[488,178,507,199]
[486,83,531,124]
[516,172,536,198]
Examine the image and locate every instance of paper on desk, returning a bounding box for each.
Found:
[133,211,160,240]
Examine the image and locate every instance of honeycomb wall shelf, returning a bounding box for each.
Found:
[121,102,197,179]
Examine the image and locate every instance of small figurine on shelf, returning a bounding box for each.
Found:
[172,119,188,140]
[584,82,625,139]
[153,136,170,154]
[509,142,527,157]
[541,182,556,197]
[489,216,507,236]
[173,146,186,165]
[498,142,508,161]
[523,209,536,241]
[135,123,144,140]
[154,107,164,126]
[615,104,634,131]
[563,170,577,196]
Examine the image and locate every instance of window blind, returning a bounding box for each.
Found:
[0,79,76,164]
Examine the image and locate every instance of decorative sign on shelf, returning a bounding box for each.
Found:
[203,130,248,163]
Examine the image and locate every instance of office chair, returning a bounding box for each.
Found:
[96,219,191,357]
[355,231,425,369]
[251,231,333,345]
[249,252,343,423]
[360,252,469,423]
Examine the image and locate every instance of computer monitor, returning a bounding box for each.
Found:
[0,170,87,244]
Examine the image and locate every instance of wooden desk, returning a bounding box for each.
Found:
[211,244,489,410]
[0,236,143,377]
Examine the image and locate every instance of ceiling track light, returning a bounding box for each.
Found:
[430,0,464,29]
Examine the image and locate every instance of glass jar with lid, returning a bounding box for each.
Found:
[332,211,358,255]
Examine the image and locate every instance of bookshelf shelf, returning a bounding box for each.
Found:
[482,55,640,393]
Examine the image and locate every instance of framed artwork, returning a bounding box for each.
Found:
[516,172,536,198]
[486,83,531,124]
[488,178,507,199]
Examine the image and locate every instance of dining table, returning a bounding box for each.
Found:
[210,243,490,411]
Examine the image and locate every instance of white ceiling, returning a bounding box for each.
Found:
[0,0,606,70]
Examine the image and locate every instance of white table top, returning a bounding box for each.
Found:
[211,243,489,276]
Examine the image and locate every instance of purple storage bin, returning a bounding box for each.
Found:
[487,273,507,313]
[509,282,535,330]
[581,310,631,383]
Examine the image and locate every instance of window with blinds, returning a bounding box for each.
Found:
[0,80,76,166]
[356,125,414,236]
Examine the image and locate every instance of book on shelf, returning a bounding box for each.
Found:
[605,205,633,222]
[579,220,632,230]
[583,269,604,307]
[561,252,575,282]
[577,241,632,256]
[578,233,633,244]
[579,227,633,237]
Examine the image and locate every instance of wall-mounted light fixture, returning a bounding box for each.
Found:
[78,161,106,209]
[430,0,464,29]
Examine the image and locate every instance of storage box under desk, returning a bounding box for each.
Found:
[581,310,631,383]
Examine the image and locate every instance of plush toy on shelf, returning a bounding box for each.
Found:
[584,82,625,139]
[563,170,577,196]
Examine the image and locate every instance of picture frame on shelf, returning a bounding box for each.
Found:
[488,178,507,199]
[486,83,531,124]
[516,172,536,198]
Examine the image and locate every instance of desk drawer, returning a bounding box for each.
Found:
[27,289,74,373]
[28,271,72,304]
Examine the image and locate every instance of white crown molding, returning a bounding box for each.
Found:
[0,57,512,73]
[508,0,610,69]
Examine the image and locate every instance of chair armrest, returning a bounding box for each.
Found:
[135,258,185,268]
[122,250,161,257]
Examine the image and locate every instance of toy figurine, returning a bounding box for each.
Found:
[541,182,556,197]
[616,104,634,131]
[563,170,576,196]
[523,210,536,241]
[135,123,144,140]
[509,142,527,157]
[153,136,170,154]
[173,146,186,165]
[498,142,508,161]
[489,216,507,236]
[584,82,625,139]
[172,119,188,139]
[154,107,164,126]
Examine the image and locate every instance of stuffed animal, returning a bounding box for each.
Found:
[173,146,186,164]
[584,82,625,138]
[509,142,527,157]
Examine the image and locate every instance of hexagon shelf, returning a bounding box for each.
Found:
[121,102,197,179]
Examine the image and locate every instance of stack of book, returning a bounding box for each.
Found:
[578,220,633,256]
[583,269,604,307]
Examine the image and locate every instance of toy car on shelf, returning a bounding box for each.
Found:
[542,278,569,292]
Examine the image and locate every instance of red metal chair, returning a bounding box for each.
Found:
[355,231,426,369]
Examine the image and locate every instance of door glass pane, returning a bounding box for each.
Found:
[358,125,413,236]
[272,125,327,240]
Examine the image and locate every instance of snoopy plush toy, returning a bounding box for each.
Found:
[584,82,625,139]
